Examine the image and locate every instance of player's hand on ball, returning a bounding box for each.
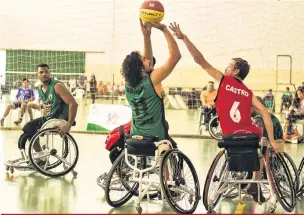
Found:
[140,19,152,36]
[150,22,167,31]
[169,22,185,39]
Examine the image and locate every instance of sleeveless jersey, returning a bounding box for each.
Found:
[214,76,262,138]
[125,75,168,140]
[38,79,69,121]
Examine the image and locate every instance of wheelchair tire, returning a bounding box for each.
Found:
[105,150,137,207]
[265,150,296,212]
[280,152,300,194]
[297,157,304,197]
[159,149,200,214]
[28,128,79,178]
[203,150,226,210]
[208,115,222,140]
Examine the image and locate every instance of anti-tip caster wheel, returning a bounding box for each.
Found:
[208,205,214,213]
[269,204,277,213]
[136,206,142,214]
[10,167,14,174]
[72,170,78,178]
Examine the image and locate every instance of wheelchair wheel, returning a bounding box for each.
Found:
[208,115,222,140]
[265,150,296,212]
[203,150,226,211]
[105,150,137,207]
[28,128,79,178]
[280,152,300,194]
[297,157,304,197]
[159,149,200,214]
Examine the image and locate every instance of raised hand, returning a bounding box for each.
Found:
[169,22,185,39]
[149,21,167,31]
[140,19,152,36]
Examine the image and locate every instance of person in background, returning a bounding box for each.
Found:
[89,74,97,104]
[1,78,35,126]
[69,75,77,93]
[283,118,303,143]
[281,87,293,113]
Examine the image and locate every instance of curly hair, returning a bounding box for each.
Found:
[121,51,143,87]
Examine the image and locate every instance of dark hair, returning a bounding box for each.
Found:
[36,63,49,71]
[208,81,214,84]
[121,51,143,87]
[286,87,290,90]
[153,57,156,66]
[232,58,250,80]
[256,96,265,107]
[23,78,29,82]
[293,88,304,108]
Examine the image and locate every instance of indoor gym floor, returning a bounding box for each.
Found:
[1,130,304,214]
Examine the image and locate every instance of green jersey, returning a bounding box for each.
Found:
[253,113,283,140]
[125,75,167,140]
[38,79,69,121]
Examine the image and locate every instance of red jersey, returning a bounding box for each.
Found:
[215,76,261,138]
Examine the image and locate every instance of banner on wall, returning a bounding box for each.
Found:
[86,104,132,131]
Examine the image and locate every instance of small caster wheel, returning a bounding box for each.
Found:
[136,206,142,214]
[10,167,14,174]
[72,171,78,178]
[6,165,9,171]
[207,205,213,213]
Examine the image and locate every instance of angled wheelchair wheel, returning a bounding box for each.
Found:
[297,157,304,197]
[280,152,299,194]
[265,150,296,212]
[28,128,79,178]
[203,150,226,211]
[159,149,200,214]
[105,150,137,207]
[208,116,222,140]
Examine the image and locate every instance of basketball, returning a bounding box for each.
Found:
[139,0,165,23]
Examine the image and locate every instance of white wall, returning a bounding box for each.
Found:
[0,0,303,87]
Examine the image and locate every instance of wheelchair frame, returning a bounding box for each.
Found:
[203,136,296,213]
[4,119,79,178]
[104,138,201,214]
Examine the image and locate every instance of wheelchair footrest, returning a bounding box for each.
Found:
[4,159,34,170]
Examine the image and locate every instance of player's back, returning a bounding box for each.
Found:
[125,75,167,140]
[215,76,261,137]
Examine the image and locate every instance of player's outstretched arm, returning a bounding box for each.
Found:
[149,22,181,85]
[169,22,223,82]
[140,19,153,65]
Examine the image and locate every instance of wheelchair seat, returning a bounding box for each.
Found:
[125,135,158,157]
[218,133,260,172]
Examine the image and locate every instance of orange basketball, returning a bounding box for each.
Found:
[139,0,165,23]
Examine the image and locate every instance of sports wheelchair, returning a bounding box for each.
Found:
[297,157,304,197]
[203,133,296,213]
[4,119,79,178]
[198,106,217,135]
[104,135,201,214]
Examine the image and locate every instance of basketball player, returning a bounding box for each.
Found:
[97,20,181,189]
[169,22,279,202]
[17,64,78,164]
[122,20,181,142]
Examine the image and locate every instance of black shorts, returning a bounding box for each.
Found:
[22,117,47,134]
